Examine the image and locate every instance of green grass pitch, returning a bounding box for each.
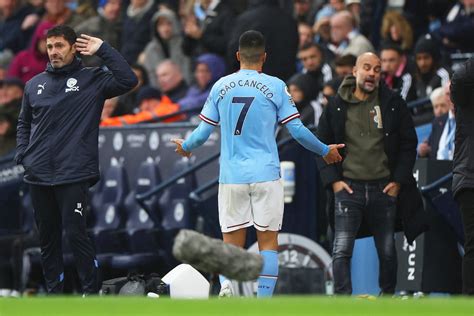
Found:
[1,296,474,316]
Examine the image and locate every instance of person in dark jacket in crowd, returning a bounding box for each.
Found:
[380,43,417,102]
[414,34,450,99]
[15,25,138,295]
[316,52,426,295]
[182,0,235,60]
[451,57,474,295]
[227,0,298,81]
[298,42,334,92]
[0,102,18,156]
[115,63,148,115]
[7,21,55,83]
[0,0,34,57]
[434,0,474,53]
[75,0,123,67]
[178,53,226,112]
[155,59,189,102]
[120,0,156,63]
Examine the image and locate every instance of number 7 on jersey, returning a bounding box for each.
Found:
[232,96,255,136]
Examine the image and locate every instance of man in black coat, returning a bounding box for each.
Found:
[15,25,138,294]
[226,0,298,81]
[316,53,427,295]
[451,57,474,295]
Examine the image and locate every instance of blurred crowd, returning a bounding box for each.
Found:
[0,0,473,159]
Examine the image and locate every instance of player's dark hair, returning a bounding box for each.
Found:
[238,30,265,64]
[47,25,77,46]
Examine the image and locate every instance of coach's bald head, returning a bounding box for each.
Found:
[353,53,382,96]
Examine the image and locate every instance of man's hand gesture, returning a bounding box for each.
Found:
[171,139,192,158]
[76,34,103,56]
[323,144,345,164]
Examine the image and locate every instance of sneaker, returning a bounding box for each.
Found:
[218,280,233,298]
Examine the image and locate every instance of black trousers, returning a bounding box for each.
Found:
[30,182,98,294]
[332,179,397,295]
[456,189,474,295]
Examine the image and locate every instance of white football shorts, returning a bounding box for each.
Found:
[218,179,284,233]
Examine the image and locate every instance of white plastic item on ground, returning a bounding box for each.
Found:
[162,264,210,299]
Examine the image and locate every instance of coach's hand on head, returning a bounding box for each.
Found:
[171,139,192,158]
[75,34,103,56]
[323,144,344,164]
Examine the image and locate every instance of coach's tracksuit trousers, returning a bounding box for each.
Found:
[30,182,98,294]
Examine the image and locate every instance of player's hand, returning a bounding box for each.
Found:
[383,182,400,197]
[171,139,192,158]
[323,144,345,164]
[76,34,103,56]
[332,181,353,194]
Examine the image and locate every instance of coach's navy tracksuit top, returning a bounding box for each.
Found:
[15,42,138,186]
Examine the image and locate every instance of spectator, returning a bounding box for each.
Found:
[334,54,357,78]
[42,0,89,28]
[418,86,452,159]
[414,34,450,99]
[298,43,334,92]
[155,60,189,102]
[359,0,387,49]
[115,63,147,115]
[75,0,123,67]
[182,0,235,59]
[329,10,374,57]
[298,21,314,49]
[293,0,319,25]
[434,0,474,53]
[178,53,226,112]
[380,10,414,52]
[227,0,299,81]
[0,0,33,56]
[100,86,183,126]
[0,77,23,106]
[7,21,54,83]
[120,0,157,63]
[321,77,342,106]
[287,73,320,126]
[0,102,18,156]
[315,0,345,23]
[140,8,191,87]
[380,43,417,102]
[345,0,361,25]
[100,96,119,120]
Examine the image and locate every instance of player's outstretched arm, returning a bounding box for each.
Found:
[285,118,344,164]
[171,121,216,157]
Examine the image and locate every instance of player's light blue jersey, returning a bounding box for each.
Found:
[199,69,300,184]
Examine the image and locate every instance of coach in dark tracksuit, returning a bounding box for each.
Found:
[15,25,138,294]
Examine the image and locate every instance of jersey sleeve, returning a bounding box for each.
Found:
[199,83,220,126]
[276,80,300,124]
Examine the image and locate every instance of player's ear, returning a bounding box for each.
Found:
[262,52,267,63]
[236,51,240,62]
[352,65,357,77]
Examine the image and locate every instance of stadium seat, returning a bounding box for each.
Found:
[109,158,169,274]
[160,158,197,232]
[88,160,130,266]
